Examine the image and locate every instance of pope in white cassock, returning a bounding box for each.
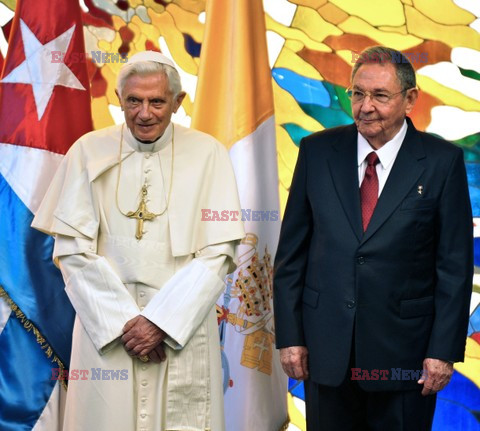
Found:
[32,51,245,431]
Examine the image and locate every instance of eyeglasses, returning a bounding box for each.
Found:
[346,88,412,104]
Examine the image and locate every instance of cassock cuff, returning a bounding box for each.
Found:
[140,258,225,349]
[64,256,140,354]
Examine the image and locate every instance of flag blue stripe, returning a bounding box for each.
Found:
[0,313,59,430]
[0,173,74,364]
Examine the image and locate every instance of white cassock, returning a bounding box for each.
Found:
[32,122,245,431]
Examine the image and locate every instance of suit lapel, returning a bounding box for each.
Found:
[327,125,363,242]
[361,119,426,244]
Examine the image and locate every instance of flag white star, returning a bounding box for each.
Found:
[1,19,86,120]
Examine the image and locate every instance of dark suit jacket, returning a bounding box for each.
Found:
[273,117,473,391]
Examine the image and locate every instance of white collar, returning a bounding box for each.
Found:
[124,122,173,153]
[357,119,407,169]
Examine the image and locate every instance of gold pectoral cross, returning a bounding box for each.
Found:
[126,185,156,240]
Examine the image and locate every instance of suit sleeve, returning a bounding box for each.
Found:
[427,148,473,362]
[274,139,313,348]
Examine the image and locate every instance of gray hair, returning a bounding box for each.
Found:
[351,46,416,90]
[116,61,182,98]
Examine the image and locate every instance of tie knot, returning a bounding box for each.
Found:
[366,152,379,167]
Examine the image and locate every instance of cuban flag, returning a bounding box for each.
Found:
[0,0,92,429]
[192,1,288,429]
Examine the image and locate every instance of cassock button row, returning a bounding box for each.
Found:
[140,413,146,418]
[140,306,145,311]
[141,397,147,403]
[142,365,147,371]
[141,380,147,386]
[139,291,145,297]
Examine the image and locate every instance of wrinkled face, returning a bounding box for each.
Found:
[117,72,186,143]
[351,63,417,149]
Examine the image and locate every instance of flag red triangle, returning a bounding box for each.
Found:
[0,0,92,155]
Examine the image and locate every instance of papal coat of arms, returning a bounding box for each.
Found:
[217,233,276,391]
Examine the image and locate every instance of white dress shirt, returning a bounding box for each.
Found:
[357,119,408,196]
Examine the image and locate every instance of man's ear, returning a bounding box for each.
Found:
[173,91,187,113]
[115,89,124,111]
[405,88,418,115]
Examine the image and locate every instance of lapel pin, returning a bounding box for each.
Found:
[417,185,423,195]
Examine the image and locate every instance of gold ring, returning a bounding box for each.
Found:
[138,355,150,363]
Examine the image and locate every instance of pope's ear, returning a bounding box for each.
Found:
[115,89,124,111]
[173,91,187,113]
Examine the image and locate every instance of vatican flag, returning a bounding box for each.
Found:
[192,1,288,430]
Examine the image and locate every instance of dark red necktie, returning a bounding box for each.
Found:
[360,152,380,231]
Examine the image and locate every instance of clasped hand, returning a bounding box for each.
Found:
[122,315,167,363]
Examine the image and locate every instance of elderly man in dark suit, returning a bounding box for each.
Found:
[273,46,473,430]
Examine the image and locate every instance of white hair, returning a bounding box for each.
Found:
[116,61,182,98]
